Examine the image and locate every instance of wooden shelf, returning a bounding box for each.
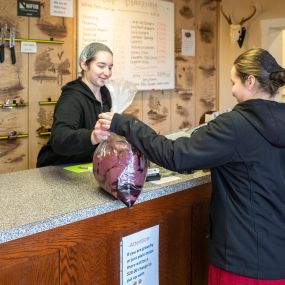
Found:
[3,38,64,44]
[0,133,28,140]
[38,101,57,105]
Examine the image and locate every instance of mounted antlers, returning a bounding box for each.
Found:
[221,5,257,48]
[239,6,257,26]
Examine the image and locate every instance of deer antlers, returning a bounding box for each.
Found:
[239,6,256,25]
[221,5,256,25]
[220,6,232,25]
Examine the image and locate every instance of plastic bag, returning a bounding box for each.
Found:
[93,134,148,207]
[105,80,137,113]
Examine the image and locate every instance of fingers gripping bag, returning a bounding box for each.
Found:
[93,134,148,207]
[93,80,148,207]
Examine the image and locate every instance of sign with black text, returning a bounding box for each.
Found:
[120,225,159,285]
[78,0,175,90]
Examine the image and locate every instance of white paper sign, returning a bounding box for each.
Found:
[121,225,159,285]
[78,0,175,90]
[181,29,195,56]
[21,41,37,53]
[50,0,73,17]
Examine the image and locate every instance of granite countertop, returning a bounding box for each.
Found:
[0,166,211,244]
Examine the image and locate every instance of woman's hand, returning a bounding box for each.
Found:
[91,120,111,145]
[98,112,115,130]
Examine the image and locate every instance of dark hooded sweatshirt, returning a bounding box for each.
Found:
[109,99,285,279]
[37,78,111,167]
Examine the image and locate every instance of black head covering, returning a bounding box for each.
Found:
[260,50,285,73]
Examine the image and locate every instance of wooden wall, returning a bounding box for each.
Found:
[0,0,218,174]
[0,0,75,173]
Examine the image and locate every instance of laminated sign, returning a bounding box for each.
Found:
[120,225,159,285]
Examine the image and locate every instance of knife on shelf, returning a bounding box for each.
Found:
[9,27,16,64]
[0,25,7,63]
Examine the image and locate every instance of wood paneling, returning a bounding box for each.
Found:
[142,90,171,134]
[0,183,211,285]
[0,250,59,285]
[195,0,218,122]
[0,0,75,173]
[0,0,218,173]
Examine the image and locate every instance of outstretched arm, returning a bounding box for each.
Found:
[98,112,237,172]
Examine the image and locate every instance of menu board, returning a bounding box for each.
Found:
[77,0,175,90]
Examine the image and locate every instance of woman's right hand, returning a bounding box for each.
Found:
[91,120,111,145]
[98,112,115,130]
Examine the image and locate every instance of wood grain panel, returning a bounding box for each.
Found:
[0,183,211,285]
[0,249,59,285]
[191,198,210,285]
[0,108,27,134]
[123,90,143,121]
[0,2,29,173]
[142,90,171,134]
[0,139,28,174]
[169,88,195,132]
[195,0,219,124]
[28,0,75,169]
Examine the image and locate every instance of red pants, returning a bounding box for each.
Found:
[208,264,285,285]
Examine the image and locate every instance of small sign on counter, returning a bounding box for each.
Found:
[120,225,159,285]
[64,163,92,173]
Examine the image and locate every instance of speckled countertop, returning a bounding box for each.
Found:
[0,166,211,244]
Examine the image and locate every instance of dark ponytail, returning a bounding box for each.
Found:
[234,48,285,97]
[269,71,285,94]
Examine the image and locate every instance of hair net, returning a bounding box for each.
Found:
[79,42,113,64]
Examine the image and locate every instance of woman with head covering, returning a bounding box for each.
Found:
[37,42,112,167]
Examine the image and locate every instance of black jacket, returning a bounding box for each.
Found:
[37,78,112,167]
[109,99,285,279]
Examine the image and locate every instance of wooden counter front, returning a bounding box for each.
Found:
[0,182,211,285]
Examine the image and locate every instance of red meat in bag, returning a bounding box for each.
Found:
[93,134,148,207]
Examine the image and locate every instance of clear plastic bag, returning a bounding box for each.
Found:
[105,80,137,113]
[93,134,148,207]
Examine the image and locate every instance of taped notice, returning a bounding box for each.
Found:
[120,225,159,285]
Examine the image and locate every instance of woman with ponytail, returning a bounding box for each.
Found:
[99,48,285,284]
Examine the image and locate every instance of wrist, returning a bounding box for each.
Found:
[91,130,98,145]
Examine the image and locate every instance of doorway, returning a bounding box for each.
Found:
[261,18,285,101]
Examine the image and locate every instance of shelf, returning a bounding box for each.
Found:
[39,101,57,105]
[0,133,28,140]
[38,132,51,137]
[0,103,28,109]
[3,38,64,44]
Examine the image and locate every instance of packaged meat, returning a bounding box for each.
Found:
[93,134,148,207]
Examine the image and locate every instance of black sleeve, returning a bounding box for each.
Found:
[110,113,237,172]
[50,95,93,155]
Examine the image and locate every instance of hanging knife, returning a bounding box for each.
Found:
[9,27,16,65]
[0,25,7,63]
